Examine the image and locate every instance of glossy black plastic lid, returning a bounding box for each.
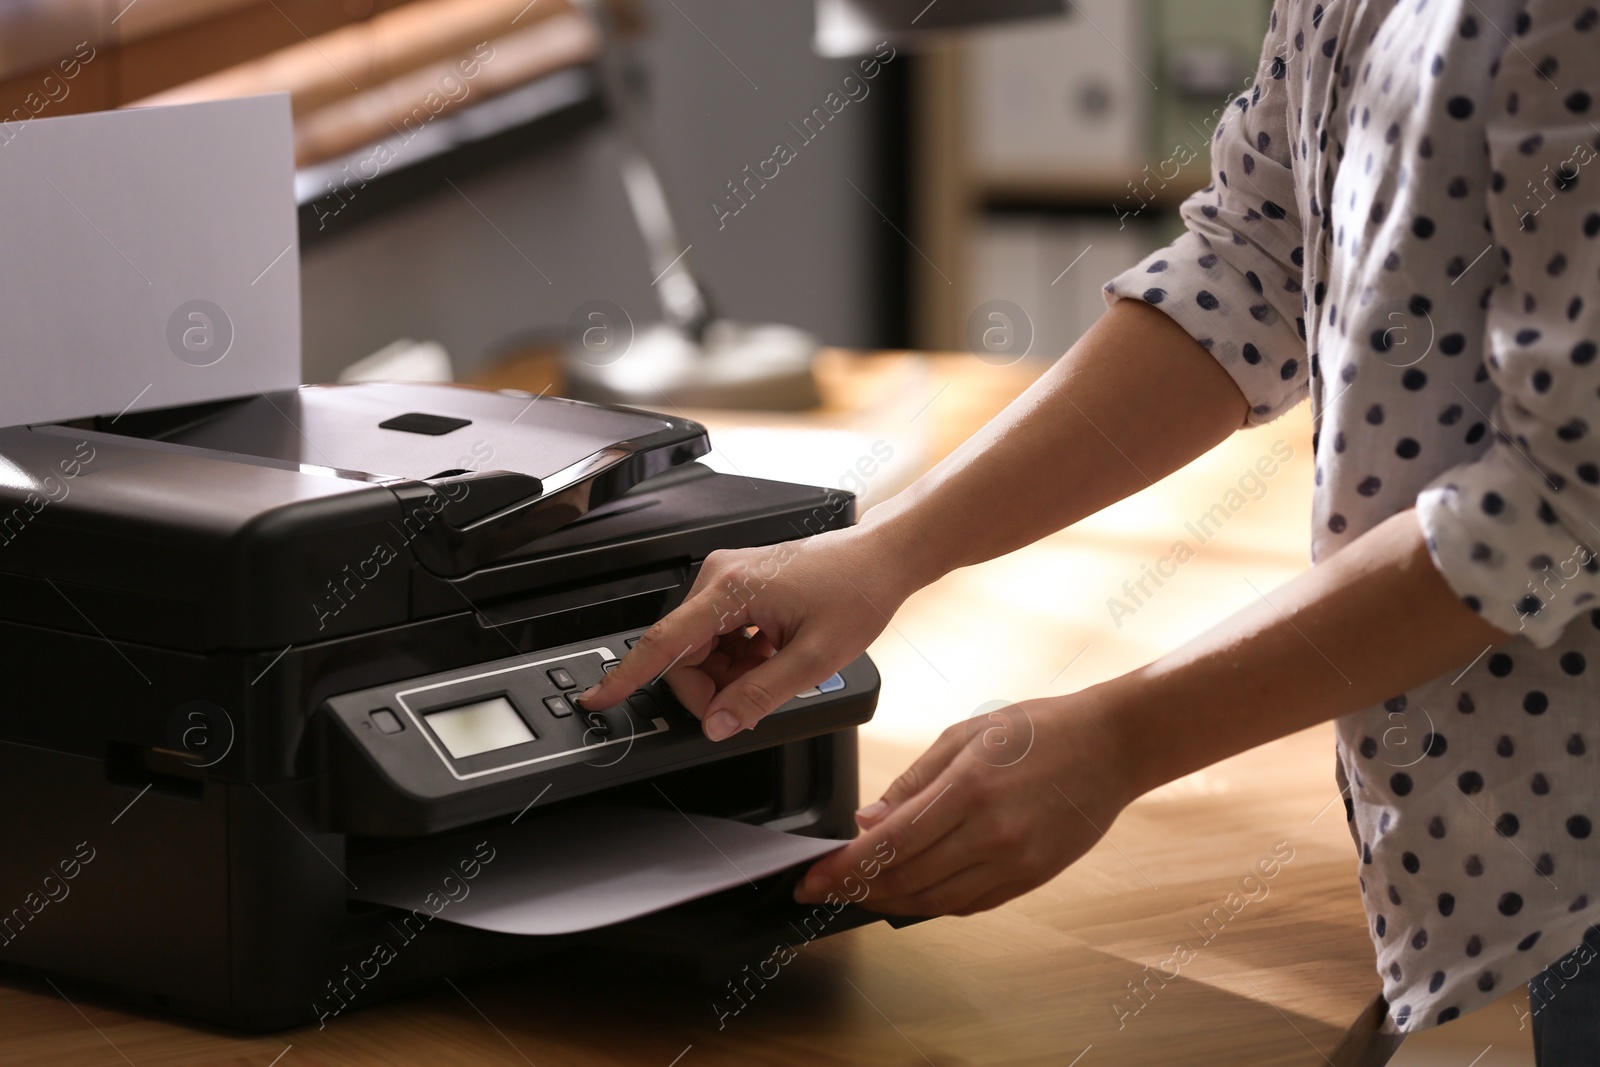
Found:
[97,382,712,577]
[150,383,688,480]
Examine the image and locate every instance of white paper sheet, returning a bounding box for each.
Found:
[349,805,845,936]
[0,94,300,428]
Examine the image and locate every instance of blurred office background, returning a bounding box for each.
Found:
[0,0,1270,380]
[930,0,1270,356]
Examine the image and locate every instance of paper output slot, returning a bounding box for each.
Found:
[348,805,844,936]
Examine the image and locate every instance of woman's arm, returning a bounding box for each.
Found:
[795,508,1510,914]
[1113,509,1506,795]
[580,299,1247,734]
[585,2,1307,737]
[855,299,1247,589]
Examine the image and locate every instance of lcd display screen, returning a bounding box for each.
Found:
[425,697,534,759]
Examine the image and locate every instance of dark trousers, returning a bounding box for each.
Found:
[1529,925,1600,1066]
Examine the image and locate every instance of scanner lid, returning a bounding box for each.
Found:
[91,381,712,577]
[0,382,718,650]
[134,383,697,487]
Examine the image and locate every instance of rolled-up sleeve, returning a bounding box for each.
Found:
[1415,3,1600,647]
[1103,0,1307,425]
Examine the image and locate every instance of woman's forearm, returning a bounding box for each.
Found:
[860,300,1249,593]
[1100,509,1511,799]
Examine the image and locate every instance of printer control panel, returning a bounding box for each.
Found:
[318,628,878,835]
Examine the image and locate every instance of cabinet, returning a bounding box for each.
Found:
[911,0,1272,353]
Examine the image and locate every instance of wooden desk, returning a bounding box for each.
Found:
[0,352,1532,1065]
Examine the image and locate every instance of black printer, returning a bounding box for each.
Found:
[0,382,888,1030]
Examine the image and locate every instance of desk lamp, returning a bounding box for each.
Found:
[566,0,825,409]
[564,0,1064,410]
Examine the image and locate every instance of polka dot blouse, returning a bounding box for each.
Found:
[1103,0,1600,1034]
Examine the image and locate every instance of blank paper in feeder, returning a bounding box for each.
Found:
[0,94,300,428]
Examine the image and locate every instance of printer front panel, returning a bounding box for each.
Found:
[317,627,879,837]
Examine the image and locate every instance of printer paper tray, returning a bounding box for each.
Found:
[355,866,923,991]
[347,804,848,936]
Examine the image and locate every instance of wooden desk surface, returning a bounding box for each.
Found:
[0,352,1533,1065]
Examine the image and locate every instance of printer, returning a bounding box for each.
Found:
[0,381,891,1030]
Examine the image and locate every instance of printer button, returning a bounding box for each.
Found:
[629,690,661,725]
[547,667,577,690]
[370,708,404,734]
[580,708,612,737]
[794,673,846,701]
[647,684,687,716]
[626,636,641,648]
[617,696,656,734]
[543,695,574,718]
[601,659,620,674]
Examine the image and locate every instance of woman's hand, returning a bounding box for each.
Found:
[794,691,1136,916]
[577,522,920,741]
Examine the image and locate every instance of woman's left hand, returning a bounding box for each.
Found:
[794,689,1136,916]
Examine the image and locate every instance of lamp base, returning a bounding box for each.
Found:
[565,321,822,411]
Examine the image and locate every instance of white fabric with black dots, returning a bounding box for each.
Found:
[1102,0,1600,1034]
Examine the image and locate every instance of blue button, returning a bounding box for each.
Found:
[817,673,845,694]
